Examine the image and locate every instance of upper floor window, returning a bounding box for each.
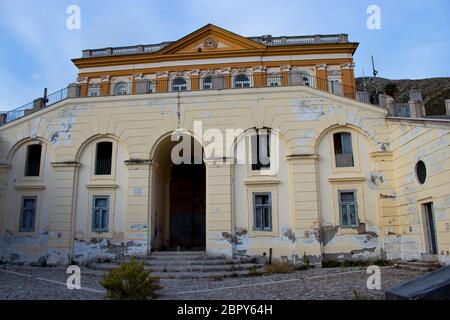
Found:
[253,192,272,231]
[202,76,213,90]
[266,74,281,86]
[234,74,250,88]
[95,142,113,175]
[19,196,37,232]
[172,77,188,91]
[113,82,129,95]
[25,144,42,177]
[92,196,109,233]
[251,129,270,171]
[333,132,354,167]
[339,190,358,228]
[87,84,101,97]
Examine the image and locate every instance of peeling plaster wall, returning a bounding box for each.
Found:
[232,133,295,259]
[388,121,450,264]
[0,87,449,265]
[317,127,382,261]
[73,138,131,264]
[0,140,53,264]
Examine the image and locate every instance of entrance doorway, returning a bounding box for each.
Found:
[151,134,206,251]
[423,202,438,255]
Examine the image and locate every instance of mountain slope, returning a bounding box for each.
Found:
[355,77,450,115]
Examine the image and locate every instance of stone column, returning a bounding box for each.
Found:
[316,64,328,92]
[124,159,152,257]
[281,65,291,86]
[47,161,80,265]
[132,74,143,94]
[78,77,88,97]
[341,63,356,99]
[286,154,322,264]
[156,72,169,93]
[222,68,232,89]
[0,164,11,235]
[190,69,200,91]
[204,158,234,257]
[100,76,111,96]
[253,66,266,87]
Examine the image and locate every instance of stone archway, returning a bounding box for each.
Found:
[151,133,205,251]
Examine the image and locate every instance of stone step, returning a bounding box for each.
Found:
[146,263,262,273]
[397,263,441,273]
[144,259,235,266]
[88,262,264,278]
[150,251,208,256]
[147,255,226,261]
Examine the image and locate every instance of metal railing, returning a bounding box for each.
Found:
[0,72,378,126]
[335,153,354,167]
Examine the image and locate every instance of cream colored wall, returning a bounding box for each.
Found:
[387,120,450,264]
[233,133,293,258]
[0,139,53,264]
[317,128,381,260]
[72,138,129,263]
[0,85,449,265]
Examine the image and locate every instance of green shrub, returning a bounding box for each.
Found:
[100,258,161,300]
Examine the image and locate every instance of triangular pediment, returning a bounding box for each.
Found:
[158,24,266,55]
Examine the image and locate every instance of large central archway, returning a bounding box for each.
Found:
[151,133,205,251]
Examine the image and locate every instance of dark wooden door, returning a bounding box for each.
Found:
[169,164,206,249]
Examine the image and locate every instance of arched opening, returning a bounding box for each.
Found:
[151,133,205,251]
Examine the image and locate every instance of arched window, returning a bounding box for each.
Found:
[202,76,213,90]
[25,144,42,177]
[333,132,354,167]
[95,142,113,175]
[251,128,271,171]
[234,74,250,88]
[171,77,188,91]
[87,84,100,97]
[113,82,129,95]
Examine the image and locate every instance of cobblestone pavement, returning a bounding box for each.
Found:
[0,264,423,300]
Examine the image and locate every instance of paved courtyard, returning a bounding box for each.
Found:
[0,264,423,300]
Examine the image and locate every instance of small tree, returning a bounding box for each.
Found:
[384,82,398,98]
[100,258,161,300]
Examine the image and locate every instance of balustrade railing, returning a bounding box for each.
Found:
[0,72,377,126]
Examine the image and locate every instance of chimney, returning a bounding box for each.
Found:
[446,99,450,116]
[408,90,426,118]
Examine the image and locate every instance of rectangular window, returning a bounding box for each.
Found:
[333,132,354,167]
[251,129,270,171]
[92,196,109,232]
[95,142,113,175]
[339,191,358,228]
[19,196,37,232]
[87,85,100,97]
[25,144,42,177]
[266,74,281,86]
[253,193,272,231]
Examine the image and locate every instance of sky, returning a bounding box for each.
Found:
[0,0,449,112]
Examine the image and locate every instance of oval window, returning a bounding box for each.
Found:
[416,161,427,184]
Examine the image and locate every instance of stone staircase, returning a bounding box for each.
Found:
[88,251,265,279]
[395,261,442,273]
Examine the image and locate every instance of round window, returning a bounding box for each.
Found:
[416,161,427,184]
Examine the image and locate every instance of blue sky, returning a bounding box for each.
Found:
[0,0,449,111]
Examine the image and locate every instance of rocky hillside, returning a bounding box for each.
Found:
[355,77,450,115]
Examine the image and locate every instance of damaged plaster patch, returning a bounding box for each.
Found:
[73,238,147,264]
[368,171,384,189]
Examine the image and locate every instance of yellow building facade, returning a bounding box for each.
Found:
[0,25,449,266]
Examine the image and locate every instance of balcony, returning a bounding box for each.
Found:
[0,72,378,126]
